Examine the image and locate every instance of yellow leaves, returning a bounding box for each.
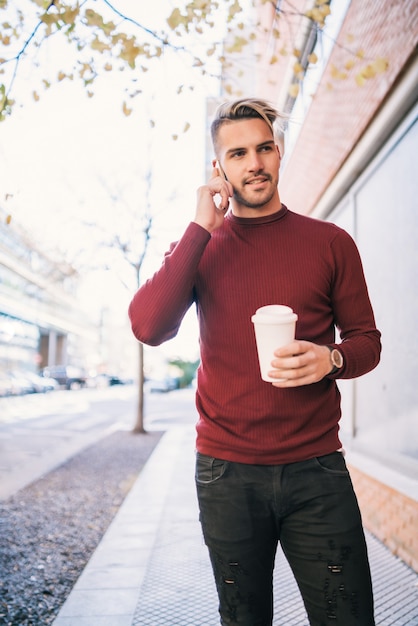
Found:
[122,101,132,116]
[91,36,111,54]
[225,36,248,54]
[293,61,304,76]
[79,62,94,80]
[84,9,104,28]
[355,58,389,86]
[305,1,331,27]
[0,83,12,121]
[61,5,79,26]
[40,3,79,30]
[118,36,142,69]
[326,45,388,87]
[228,0,242,22]
[167,0,240,37]
[0,0,392,123]
[3,197,12,225]
[57,71,73,82]
[330,63,347,81]
[33,91,40,102]
[40,12,60,27]
[373,57,389,73]
[329,51,389,87]
[167,8,186,31]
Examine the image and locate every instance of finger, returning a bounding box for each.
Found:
[217,191,230,212]
[274,340,305,357]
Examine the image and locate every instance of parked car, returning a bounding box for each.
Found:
[144,377,179,393]
[8,370,37,395]
[23,371,59,393]
[0,372,13,397]
[41,365,87,390]
[93,373,128,388]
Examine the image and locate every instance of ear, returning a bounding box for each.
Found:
[276,144,281,159]
[212,158,217,168]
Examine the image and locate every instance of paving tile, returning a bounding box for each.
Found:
[57,588,139,618]
[53,616,133,626]
[53,427,418,626]
[75,565,146,590]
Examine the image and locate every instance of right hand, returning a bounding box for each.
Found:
[194,166,233,233]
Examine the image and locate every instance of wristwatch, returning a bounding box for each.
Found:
[327,346,344,375]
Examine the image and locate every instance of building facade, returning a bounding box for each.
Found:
[0,207,99,377]
[217,0,418,570]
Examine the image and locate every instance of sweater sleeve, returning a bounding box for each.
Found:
[328,228,381,379]
[128,222,211,346]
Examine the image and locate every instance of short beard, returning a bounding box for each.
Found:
[232,181,276,209]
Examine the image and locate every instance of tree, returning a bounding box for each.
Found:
[169,357,200,388]
[92,162,155,434]
[0,0,389,431]
[0,0,388,122]
[116,169,152,435]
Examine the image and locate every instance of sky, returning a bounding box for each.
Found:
[0,0,233,363]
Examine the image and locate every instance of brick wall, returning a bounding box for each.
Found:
[280,0,418,215]
[349,465,418,573]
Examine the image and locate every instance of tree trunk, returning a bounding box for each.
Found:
[132,341,146,433]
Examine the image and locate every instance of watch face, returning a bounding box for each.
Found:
[332,349,343,368]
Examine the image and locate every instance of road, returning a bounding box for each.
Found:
[0,385,197,500]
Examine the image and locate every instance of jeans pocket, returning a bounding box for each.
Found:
[195,452,228,485]
[314,451,349,475]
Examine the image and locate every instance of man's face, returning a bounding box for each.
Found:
[216,117,281,216]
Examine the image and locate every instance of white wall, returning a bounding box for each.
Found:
[330,106,418,479]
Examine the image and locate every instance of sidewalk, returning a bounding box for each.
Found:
[52,425,418,626]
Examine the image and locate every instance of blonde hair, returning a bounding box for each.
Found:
[211,98,286,151]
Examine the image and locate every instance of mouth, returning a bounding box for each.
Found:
[245,175,270,186]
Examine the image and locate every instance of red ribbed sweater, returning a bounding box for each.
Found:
[129,206,381,464]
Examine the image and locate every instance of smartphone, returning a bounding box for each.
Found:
[216,160,228,181]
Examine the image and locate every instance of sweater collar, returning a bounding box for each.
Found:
[226,204,288,226]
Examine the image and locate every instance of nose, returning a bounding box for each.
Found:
[248,151,264,172]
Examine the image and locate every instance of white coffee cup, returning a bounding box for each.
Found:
[251,305,298,382]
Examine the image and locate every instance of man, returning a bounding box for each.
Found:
[128,98,381,625]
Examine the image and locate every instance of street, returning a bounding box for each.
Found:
[0,385,198,500]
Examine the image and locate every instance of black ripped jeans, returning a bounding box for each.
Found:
[195,452,375,626]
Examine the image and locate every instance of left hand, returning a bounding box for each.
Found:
[269,340,332,387]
